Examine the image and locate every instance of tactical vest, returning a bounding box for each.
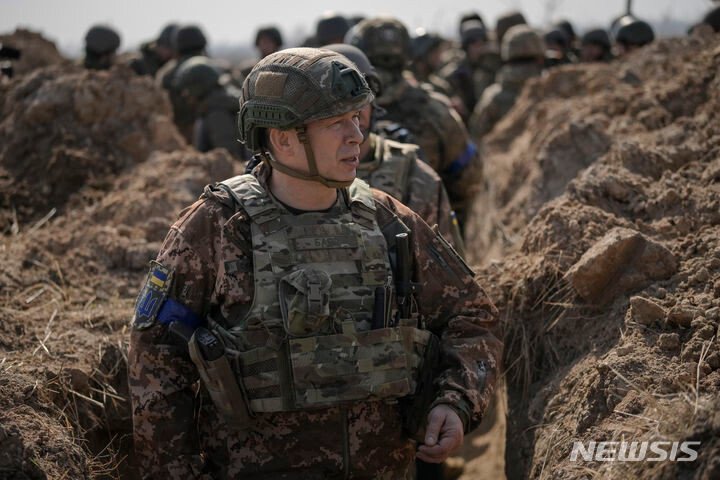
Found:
[357,136,416,205]
[209,174,432,414]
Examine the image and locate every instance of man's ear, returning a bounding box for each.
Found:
[268,128,295,157]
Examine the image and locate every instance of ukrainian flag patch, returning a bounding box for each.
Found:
[132,261,173,330]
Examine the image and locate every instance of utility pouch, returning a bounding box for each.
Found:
[188,327,254,429]
[400,331,441,440]
[279,268,333,337]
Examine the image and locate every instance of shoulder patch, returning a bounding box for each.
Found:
[132,261,174,330]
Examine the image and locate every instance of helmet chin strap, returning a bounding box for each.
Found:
[260,126,354,189]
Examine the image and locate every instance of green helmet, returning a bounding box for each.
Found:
[345,17,410,72]
[502,25,544,62]
[496,11,527,44]
[238,47,373,187]
[174,57,221,98]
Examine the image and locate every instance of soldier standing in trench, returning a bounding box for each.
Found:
[128,47,502,479]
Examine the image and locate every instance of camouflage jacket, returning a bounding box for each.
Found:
[357,133,464,255]
[376,73,483,226]
[469,63,542,140]
[128,163,501,479]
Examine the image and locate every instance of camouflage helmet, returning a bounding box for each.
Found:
[84,25,121,55]
[322,43,382,96]
[411,28,443,60]
[615,18,655,47]
[502,25,544,62]
[173,57,221,99]
[496,11,528,44]
[239,48,372,187]
[704,6,720,32]
[346,17,411,72]
[174,25,207,55]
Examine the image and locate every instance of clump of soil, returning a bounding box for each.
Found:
[0,62,185,232]
[466,33,720,479]
[0,29,67,77]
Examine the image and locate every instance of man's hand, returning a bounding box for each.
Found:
[416,404,464,463]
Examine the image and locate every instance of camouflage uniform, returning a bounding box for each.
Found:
[129,47,501,480]
[357,133,464,255]
[469,25,543,140]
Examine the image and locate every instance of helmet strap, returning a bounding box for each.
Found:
[258,126,354,189]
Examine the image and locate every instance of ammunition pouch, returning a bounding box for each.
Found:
[187,328,254,428]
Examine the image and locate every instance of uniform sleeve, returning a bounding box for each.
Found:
[375,192,502,433]
[128,205,220,479]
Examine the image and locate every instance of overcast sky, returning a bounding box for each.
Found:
[1,0,715,56]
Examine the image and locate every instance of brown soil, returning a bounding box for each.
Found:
[0,29,67,77]
[465,30,720,480]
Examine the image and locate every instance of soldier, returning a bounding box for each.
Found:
[701,6,720,32]
[543,28,575,68]
[129,24,177,77]
[440,20,500,121]
[173,58,245,160]
[614,17,655,55]
[580,29,613,62]
[255,26,283,59]
[469,25,544,140]
[323,43,465,256]
[347,17,482,230]
[156,24,211,141]
[128,47,501,480]
[410,29,454,98]
[83,25,121,70]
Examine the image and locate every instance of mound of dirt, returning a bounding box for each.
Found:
[0,147,236,478]
[0,63,185,232]
[0,29,66,77]
[467,33,720,479]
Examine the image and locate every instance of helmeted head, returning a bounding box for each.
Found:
[615,18,655,51]
[496,11,528,44]
[411,28,443,63]
[345,17,411,73]
[316,13,351,46]
[238,47,373,187]
[255,26,283,58]
[502,25,544,62]
[84,25,121,56]
[554,20,577,44]
[173,57,221,99]
[157,24,178,50]
[544,28,569,51]
[581,28,612,62]
[461,20,488,50]
[459,11,486,36]
[174,25,207,56]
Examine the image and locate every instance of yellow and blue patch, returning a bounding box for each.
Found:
[132,261,173,330]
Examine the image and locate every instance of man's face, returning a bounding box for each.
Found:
[289,109,364,183]
[581,44,604,62]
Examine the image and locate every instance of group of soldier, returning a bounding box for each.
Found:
[70,6,720,480]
